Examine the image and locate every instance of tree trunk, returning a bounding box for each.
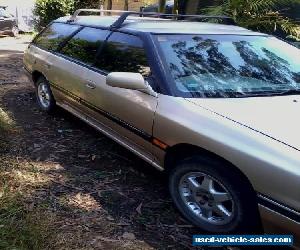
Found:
[173,0,179,14]
[124,0,129,11]
[107,0,112,10]
[158,0,166,13]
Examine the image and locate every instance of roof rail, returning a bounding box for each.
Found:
[68,9,132,22]
[68,9,236,27]
[111,12,236,28]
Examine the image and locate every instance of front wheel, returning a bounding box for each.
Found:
[169,156,261,233]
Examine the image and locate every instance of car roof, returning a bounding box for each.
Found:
[56,15,265,36]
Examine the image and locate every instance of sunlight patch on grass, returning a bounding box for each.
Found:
[0,158,61,249]
[62,192,101,212]
[0,107,15,134]
[1,159,65,192]
[11,168,53,188]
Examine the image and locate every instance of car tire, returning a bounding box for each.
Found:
[35,76,56,113]
[169,156,261,234]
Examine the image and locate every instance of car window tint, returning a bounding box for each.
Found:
[95,32,151,77]
[34,23,80,51]
[60,27,109,65]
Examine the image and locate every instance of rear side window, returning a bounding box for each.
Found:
[34,23,80,51]
[60,27,110,65]
[95,32,151,76]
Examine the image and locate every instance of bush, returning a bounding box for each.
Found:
[33,0,75,30]
[34,0,101,30]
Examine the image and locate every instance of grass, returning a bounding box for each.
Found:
[0,107,54,250]
[0,191,54,250]
[0,161,55,250]
[0,108,14,152]
[0,107,15,133]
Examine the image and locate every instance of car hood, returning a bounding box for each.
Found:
[186,95,300,151]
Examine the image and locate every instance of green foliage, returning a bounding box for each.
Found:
[34,0,75,29]
[0,193,54,250]
[159,0,167,12]
[33,0,103,30]
[202,0,300,39]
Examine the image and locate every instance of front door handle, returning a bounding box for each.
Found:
[86,82,96,89]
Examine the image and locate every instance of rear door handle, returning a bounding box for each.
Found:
[85,82,96,89]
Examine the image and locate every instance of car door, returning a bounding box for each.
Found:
[84,32,158,162]
[48,26,110,113]
[31,22,86,111]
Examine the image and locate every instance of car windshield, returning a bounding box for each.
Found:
[0,8,12,18]
[156,34,300,98]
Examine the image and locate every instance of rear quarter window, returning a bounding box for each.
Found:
[34,23,80,51]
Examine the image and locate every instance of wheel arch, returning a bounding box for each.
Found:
[166,143,263,232]
[32,70,45,86]
[164,143,255,193]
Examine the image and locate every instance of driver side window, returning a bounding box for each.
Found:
[95,32,151,77]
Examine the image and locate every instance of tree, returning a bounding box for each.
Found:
[124,0,129,11]
[173,0,179,14]
[158,0,166,13]
[202,0,300,39]
[34,0,75,29]
[107,0,112,10]
[73,0,99,9]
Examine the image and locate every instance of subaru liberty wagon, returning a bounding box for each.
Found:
[24,9,300,242]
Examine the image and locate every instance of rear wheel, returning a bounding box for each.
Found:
[169,156,261,233]
[10,26,19,37]
[35,76,56,113]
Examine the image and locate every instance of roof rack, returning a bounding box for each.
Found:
[68,9,132,22]
[68,9,236,27]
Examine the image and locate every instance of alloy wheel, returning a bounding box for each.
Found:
[179,172,234,225]
[37,82,51,109]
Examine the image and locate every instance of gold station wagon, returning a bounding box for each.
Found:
[24,9,300,244]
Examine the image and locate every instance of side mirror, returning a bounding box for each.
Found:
[106,72,157,97]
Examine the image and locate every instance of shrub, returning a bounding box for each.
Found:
[33,0,75,30]
[33,0,102,30]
